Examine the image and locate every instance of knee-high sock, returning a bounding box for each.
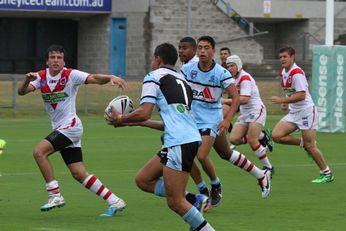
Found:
[229,150,264,179]
[83,174,120,205]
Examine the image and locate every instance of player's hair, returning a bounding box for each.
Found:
[179,37,197,47]
[197,35,216,49]
[154,43,178,65]
[45,44,66,61]
[220,47,231,54]
[279,46,295,56]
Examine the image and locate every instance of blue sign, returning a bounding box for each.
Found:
[0,0,111,12]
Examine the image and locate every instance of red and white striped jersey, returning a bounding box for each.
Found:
[279,63,314,113]
[234,70,264,114]
[30,68,89,130]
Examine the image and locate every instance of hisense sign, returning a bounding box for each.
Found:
[312,45,346,133]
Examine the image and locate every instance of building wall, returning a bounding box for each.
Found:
[76,0,346,78]
[149,0,263,67]
[78,15,110,74]
[77,0,150,78]
[110,11,152,78]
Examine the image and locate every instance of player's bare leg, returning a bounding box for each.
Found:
[33,140,66,212]
[163,166,215,231]
[196,136,217,181]
[214,133,271,198]
[33,139,55,182]
[302,130,334,183]
[135,155,163,193]
[271,121,300,145]
[196,135,222,206]
[229,124,248,146]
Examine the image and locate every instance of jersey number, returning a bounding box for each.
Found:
[159,74,193,108]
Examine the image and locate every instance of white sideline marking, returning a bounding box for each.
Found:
[32,228,73,231]
[1,162,346,176]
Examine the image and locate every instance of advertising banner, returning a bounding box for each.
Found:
[0,0,111,12]
[311,45,346,132]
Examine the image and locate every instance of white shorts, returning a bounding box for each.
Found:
[236,106,266,127]
[158,142,199,172]
[57,117,83,148]
[197,124,219,137]
[281,106,317,130]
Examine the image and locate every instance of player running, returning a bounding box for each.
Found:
[105,43,215,231]
[17,44,127,216]
[225,55,274,177]
[181,36,271,201]
[271,46,334,183]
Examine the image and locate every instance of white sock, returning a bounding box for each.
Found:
[300,138,304,148]
[200,223,215,231]
[46,180,61,197]
[320,167,332,176]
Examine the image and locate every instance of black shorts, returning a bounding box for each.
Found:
[45,130,83,165]
[45,130,73,151]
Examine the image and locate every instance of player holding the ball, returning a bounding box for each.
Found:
[105,43,215,231]
[17,44,127,216]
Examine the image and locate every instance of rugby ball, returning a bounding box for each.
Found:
[105,95,134,115]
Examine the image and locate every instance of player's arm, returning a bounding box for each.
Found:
[240,95,250,104]
[238,78,251,104]
[272,73,306,104]
[136,120,164,131]
[86,74,127,89]
[221,97,232,105]
[105,102,155,126]
[271,91,305,104]
[18,72,37,95]
[119,120,164,131]
[219,83,240,133]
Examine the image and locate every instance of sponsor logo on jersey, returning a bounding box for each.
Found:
[208,75,215,83]
[283,87,296,97]
[42,92,69,103]
[191,70,197,79]
[60,77,67,85]
[49,79,58,84]
[176,104,186,113]
[192,87,214,100]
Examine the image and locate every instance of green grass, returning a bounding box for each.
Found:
[0,80,284,118]
[0,116,345,231]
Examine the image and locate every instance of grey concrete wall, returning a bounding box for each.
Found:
[275,20,309,61]
[227,0,346,19]
[78,15,110,74]
[78,3,151,79]
[150,0,263,67]
[254,23,278,60]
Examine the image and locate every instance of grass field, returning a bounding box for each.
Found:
[0,115,345,231]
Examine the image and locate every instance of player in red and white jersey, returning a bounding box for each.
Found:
[225,55,274,177]
[18,44,128,216]
[271,46,334,183]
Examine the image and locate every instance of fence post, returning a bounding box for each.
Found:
[12,76,17,117]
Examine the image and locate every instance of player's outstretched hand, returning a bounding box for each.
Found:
[104,106,123,127]
[217,119,230,136]
[25,72,37,82]
[271,96,282,104]
[110,76,127,89]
